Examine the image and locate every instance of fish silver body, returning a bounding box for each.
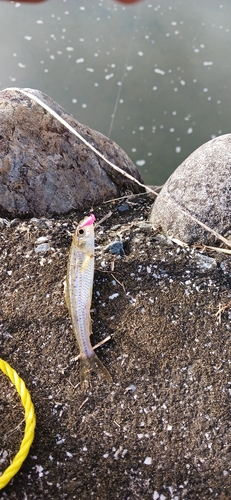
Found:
[65,214,111,389]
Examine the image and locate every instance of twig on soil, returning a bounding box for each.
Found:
[102,189,161,204]
[194,244,231,255]
[103,193,138,204]
[70,335,111,362]
[66,379,79,390]
[169,237,189,247]
[111,273,126,292]
[95,211,112,227]
[215,300,231,324]
[78,397,89,410]
[5,419,25,438]
[113,420,121,428]
[168,238,231,255]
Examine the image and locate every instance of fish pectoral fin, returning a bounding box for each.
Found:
[81,252,94,272]
[64,279,70,312]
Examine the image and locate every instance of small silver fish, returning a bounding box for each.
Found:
[65,214,112,389]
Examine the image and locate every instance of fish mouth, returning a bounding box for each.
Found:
[80,214,96,228]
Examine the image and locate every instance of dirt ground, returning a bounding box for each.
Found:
[0,193,231,500]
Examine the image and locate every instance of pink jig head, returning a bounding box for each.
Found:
[79,213,96,228]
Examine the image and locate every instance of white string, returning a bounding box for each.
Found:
[108,15,138,138]
[4,87,157,196]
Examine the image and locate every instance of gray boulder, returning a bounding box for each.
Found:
[0,88,144,217]
[150,134,231,245]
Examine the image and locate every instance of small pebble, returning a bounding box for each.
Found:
[109,293,119,300]
[153,493,159,500]
[105,240,124,256]
[35,243,50,253]
[10,219,19,228]
[220,260,231,274]
[125,384,136,392]
[193,253,217,270]
[0,218,9,228]
[118,203,130,213]
[35,236,49,244]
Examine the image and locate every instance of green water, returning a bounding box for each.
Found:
[0,0,231,185]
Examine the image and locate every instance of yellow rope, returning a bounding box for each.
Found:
[0,358,36,490]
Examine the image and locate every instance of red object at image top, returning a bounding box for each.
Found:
[3,0,142,3]
[4,0,47,2]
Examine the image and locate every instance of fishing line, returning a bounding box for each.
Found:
[4,87,158,197]
[108,13,138,138]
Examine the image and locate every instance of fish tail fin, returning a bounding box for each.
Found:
[80,353,112,390]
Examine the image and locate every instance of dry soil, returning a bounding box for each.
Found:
[0,194,231,500]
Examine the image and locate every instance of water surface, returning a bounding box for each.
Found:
[0,0,231,184]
